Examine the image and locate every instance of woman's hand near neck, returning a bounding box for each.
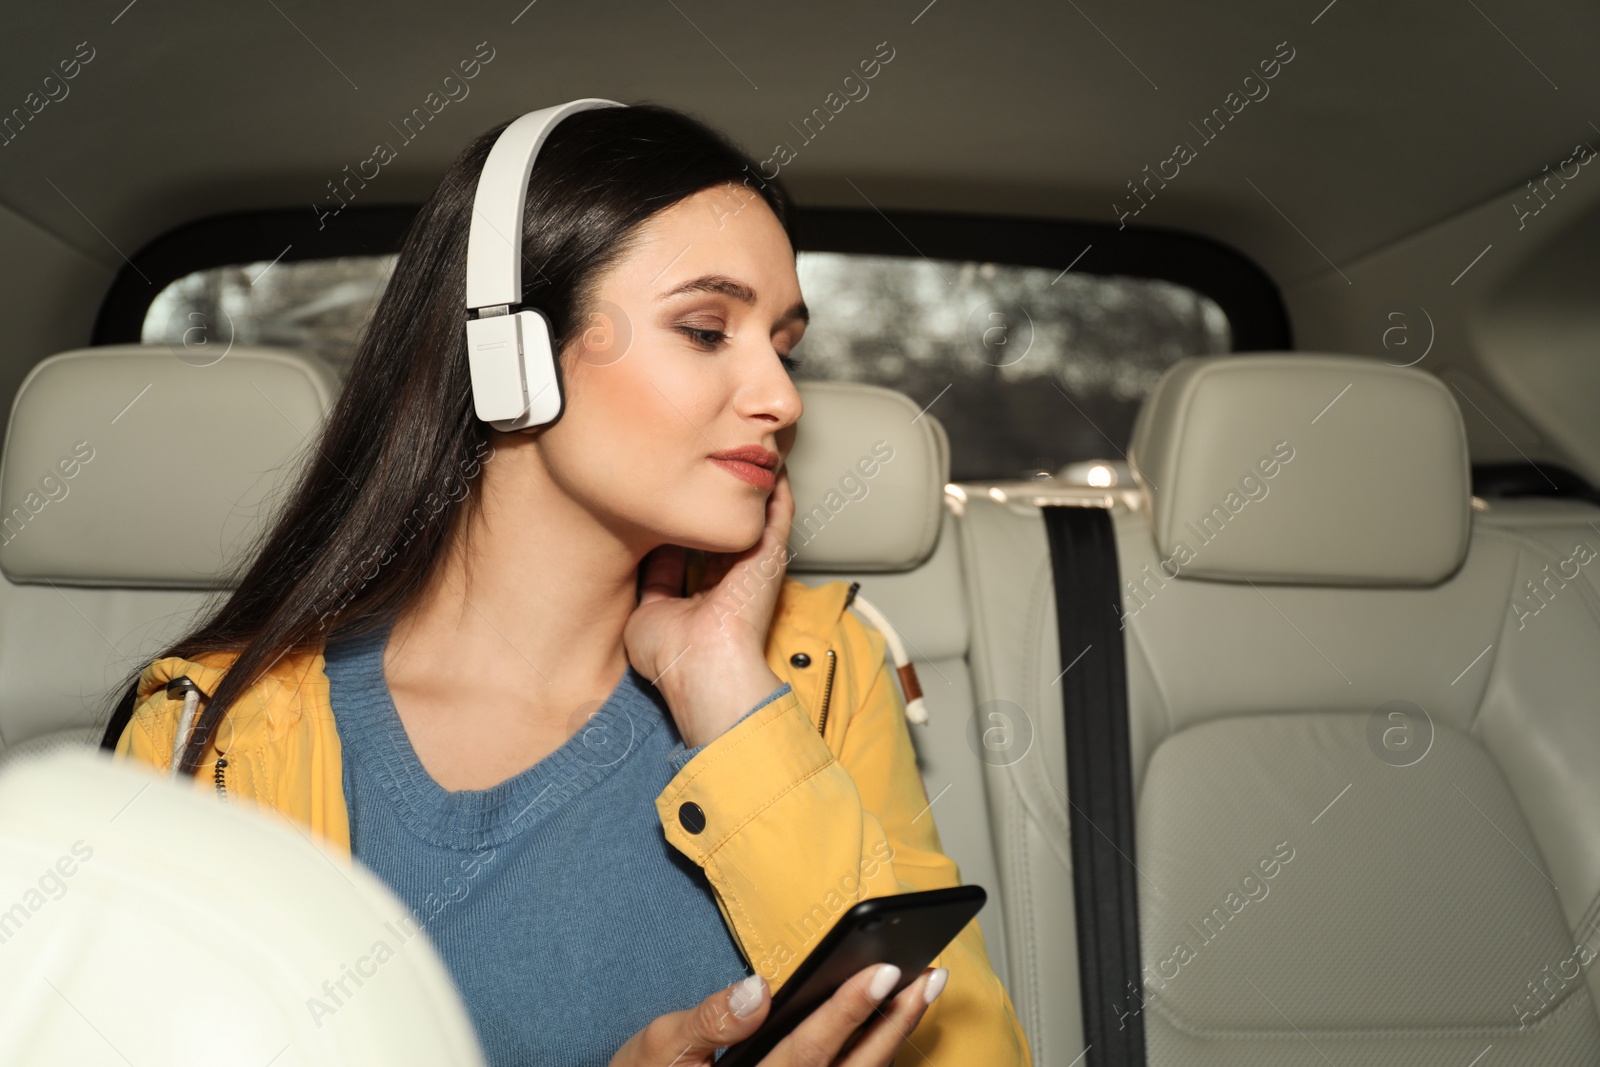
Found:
[623,469,793,749]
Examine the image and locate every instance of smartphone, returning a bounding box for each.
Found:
[718,885,986,1066]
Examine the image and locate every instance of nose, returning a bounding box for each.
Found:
[739,346,803,430]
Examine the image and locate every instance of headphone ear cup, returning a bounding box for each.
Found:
[511,308,563,430]
[476,310,563,432]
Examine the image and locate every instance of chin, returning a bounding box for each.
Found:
[674,506,769,555]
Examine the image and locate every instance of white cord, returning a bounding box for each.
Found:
[849,592,929,725]
[170,687,200,777]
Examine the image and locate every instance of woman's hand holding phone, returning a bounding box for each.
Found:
[607,961,948,1067]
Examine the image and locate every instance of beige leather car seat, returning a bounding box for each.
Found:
[782,379,1012,989]
[0,747,486,1065]
[0,344,340,767]
[956,353,1600,1065]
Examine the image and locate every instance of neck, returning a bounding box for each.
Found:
[385,438,650,707]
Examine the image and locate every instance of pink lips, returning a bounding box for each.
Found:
[709,445,780,490]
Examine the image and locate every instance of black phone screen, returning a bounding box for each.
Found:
[718,884,986,1066]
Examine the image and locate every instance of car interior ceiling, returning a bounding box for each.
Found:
[2,1,1599,1065]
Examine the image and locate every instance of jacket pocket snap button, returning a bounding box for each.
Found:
[679,801,706,834]
[789,652,811,668]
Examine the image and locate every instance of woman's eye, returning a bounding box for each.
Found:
[677,325,728,349]
[778,353,801,373]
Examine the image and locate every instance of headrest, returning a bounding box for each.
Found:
[0,749,486,1063]
[1128,354,1471,586]
[785,381,949,572]
[0,345,339,588]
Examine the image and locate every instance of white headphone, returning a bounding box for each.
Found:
[464,98,625,431]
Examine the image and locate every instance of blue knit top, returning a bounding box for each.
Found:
[324,613,790,1065]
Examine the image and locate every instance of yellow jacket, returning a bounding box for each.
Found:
[115,576,1032,1066]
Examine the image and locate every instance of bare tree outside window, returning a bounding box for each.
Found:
[142,255,397,371]
[792,253,1230,481]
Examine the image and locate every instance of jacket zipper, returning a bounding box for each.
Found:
[816,648,838,738]
[815,582,858,737]
[214,755,229,801]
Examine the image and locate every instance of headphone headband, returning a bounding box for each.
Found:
[465,98,625,311]
[463,98,624,430]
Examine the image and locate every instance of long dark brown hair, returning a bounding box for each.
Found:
[105,102,797,775]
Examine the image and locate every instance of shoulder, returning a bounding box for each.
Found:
[133,649,242,704]
[124,644,329,741]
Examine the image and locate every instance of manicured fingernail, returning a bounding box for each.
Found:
[729,974,765,1017]
[867,963,901,1001]
[922,967,948,1005]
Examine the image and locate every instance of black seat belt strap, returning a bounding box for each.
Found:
[1041,503,1146,1067]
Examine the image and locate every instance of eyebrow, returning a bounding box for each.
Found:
[660,273,809,326]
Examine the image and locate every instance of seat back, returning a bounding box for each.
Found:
[0,747,487,1063]
[956,353,1600,1065]
[952,483,1090,1065]
[0,344,339,765]
[786,380,1011,988]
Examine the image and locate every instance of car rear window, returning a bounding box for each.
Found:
[141,250,1229,481]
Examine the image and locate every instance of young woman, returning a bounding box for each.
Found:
[111,102,1031,1067]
